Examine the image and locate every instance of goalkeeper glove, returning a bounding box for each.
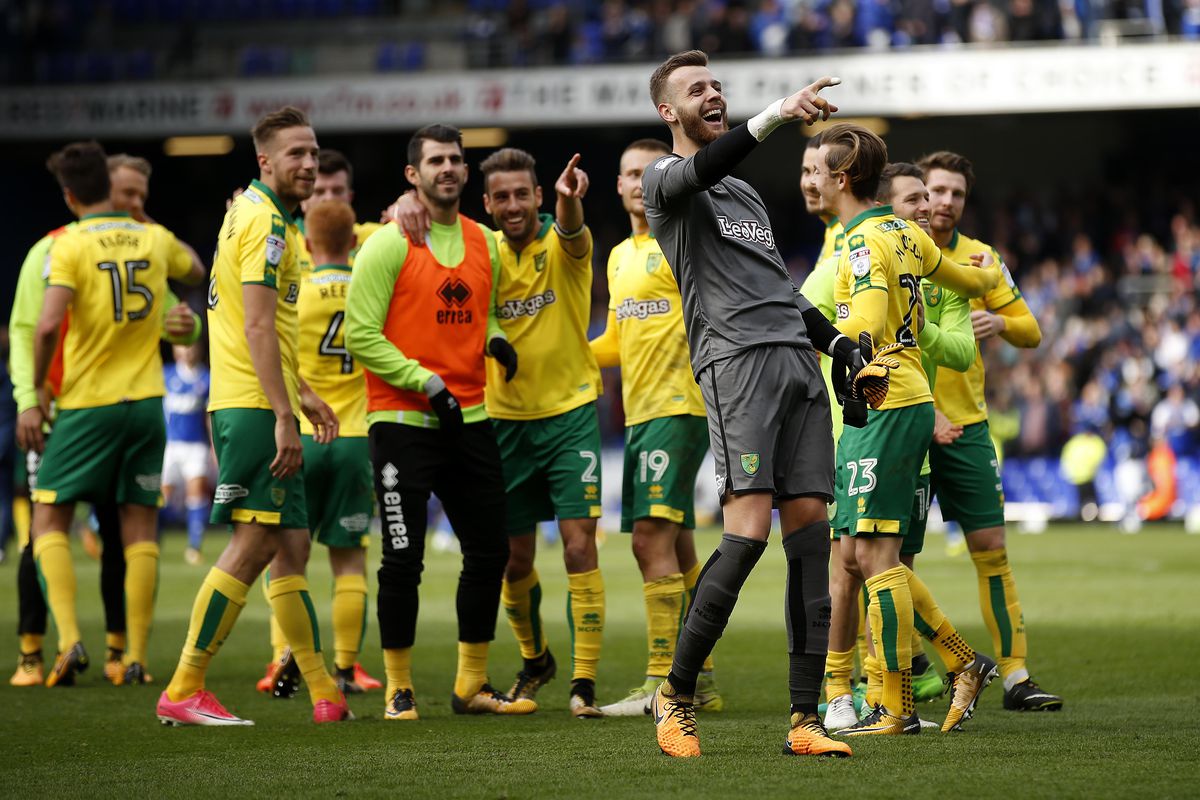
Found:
[424,375,464,438]
[849,332,903,409]
[488,336,519,382]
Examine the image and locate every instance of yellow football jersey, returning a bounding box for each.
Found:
[606,234,705,426]
[297,264,367,437]
[934,229,1023,426]
[486,215,601,421]
[46,212,192,409]
[817,218,844,265]
[834,207,944,410]
[207,180,303,415]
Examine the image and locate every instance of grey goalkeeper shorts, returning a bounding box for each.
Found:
[698,344,835,502]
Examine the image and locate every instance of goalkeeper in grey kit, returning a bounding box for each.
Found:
[639,50,898,758]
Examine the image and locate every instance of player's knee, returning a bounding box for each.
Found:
[965,526,1005,552]
[378,550,424,585]
[562,538,598,573]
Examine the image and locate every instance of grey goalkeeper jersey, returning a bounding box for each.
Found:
[642,152,815,376]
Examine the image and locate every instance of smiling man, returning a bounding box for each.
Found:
[475,147,608,719]
[640,49,877,759]
[158,106,350,727]
[344,124,528,722]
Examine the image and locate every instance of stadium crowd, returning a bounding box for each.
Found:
[6,0,1200,83]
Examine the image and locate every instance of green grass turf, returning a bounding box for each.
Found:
[2,523,1198,798]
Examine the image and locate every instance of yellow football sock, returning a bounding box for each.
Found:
[911,630,925,667]
[20,632,43,655]
[824,647,855,702]
[106,632,126,652]
[682,562,714,672]
[166,567,248,701]
[906,565,974,673]
[866,565,914,717]
[855,587,868,679]
[123,542,159,665]
[13,496,30,550]
[332,574,368,671]
[863,653,882,708]
[383,647,413,697]
[971,548,1028,682]
[263,572,287,661]
[32,532,78,652]
[267,574,341,705]
[567,569,604,682]
[643,573,685,677]
[501,569,546,661]
[454,641,489,698]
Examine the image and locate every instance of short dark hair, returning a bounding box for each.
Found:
[916,150,975,195]
[46,141,110,205]
[649,49,708,105]
[820,123,889,202]
[107,153,152,178]
[622,138,671,158]
[305,200,356,257]
[318,149,352,185]
[251,106,311,150]
[479,147,538,191]
[407,124,463,168]
[876,162,925,204]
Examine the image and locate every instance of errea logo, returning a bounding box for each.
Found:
[717,216,775,250]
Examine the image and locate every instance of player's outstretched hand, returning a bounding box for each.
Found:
[16,407,46,454]
[968,252,995,268]
[270,415,304,479]
[781,77,841,125]
[488,337,519,382]
[388,190,431,244]
[555,154,589,199]
[850,332,903,409]
[424,375,464,438]
[300,383,340,444]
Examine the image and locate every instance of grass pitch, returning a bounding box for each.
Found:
[2,524,1198,799]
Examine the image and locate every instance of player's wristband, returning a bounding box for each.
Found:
[554,221,586,240]
[747,98,787,142]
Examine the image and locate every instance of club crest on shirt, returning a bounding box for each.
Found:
[923,284,942,307]
[645,253,663,273]
[534,252,547,272]
[740,452,760,476]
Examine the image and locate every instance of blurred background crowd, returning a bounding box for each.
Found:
[4,0,1200,83]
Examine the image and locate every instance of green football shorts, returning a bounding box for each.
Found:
[492,402,602,535]
[620,414,708,533]
[903,472,932,556]
[210,408,307,529]
[834,403,934,540]
[302,434,373,548]
[33,398,165,507]
[929,421,1006,532]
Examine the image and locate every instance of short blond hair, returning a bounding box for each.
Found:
[251,106,311,150]
[107,153,152,178]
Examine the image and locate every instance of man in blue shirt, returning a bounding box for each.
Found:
[162,343,212,565]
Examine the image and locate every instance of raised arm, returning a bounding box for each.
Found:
[643,77,841,208]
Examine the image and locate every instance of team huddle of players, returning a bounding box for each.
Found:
[8,48,1061,752]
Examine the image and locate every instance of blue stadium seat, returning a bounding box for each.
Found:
[46,52,79,84]
[376,42,425,72]
[349,0,380,14]
[315,0,346,17]
[124,49,156,80]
